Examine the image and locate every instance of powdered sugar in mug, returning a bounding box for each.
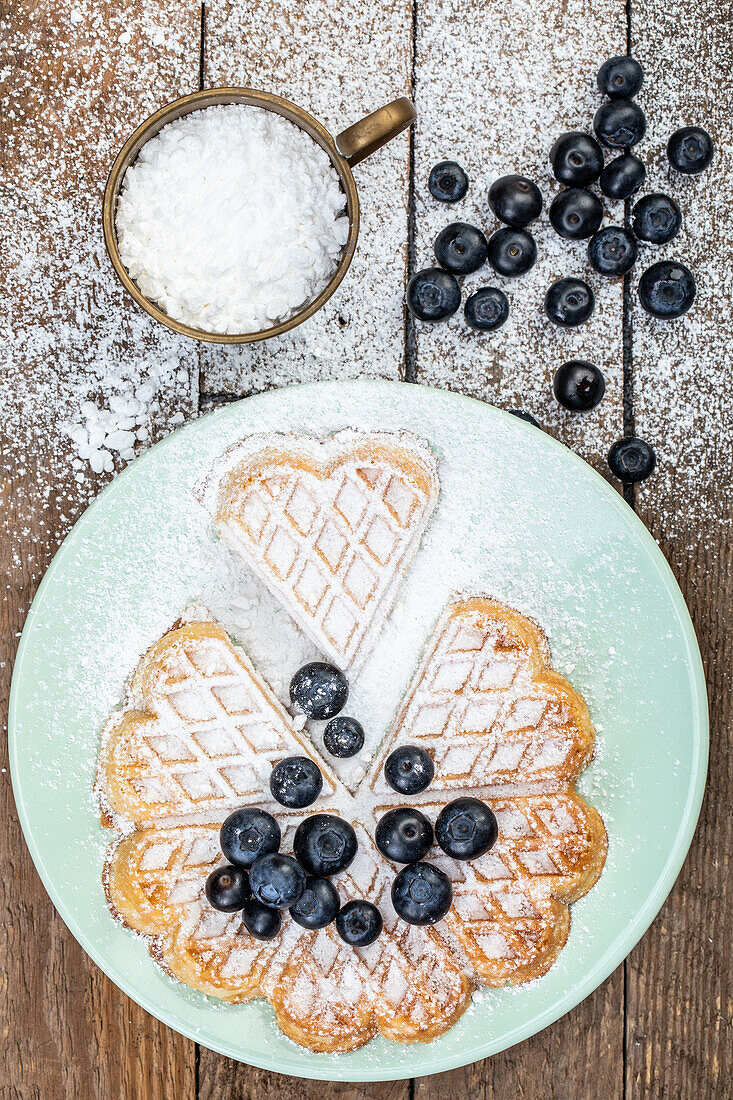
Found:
[103,89,415,344]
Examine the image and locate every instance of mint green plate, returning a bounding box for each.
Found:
[10,381,707,1081]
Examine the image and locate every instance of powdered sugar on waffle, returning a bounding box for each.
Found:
[101,599,604,1046]
[95,620,340,828]
[196,429,440,674]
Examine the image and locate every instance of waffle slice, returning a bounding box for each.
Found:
[387,789,606,985]
[106,822,471,1052]
[372,597,596,799]
[372,597,606,985]
[195,431,439,672]
[96,620,338,823]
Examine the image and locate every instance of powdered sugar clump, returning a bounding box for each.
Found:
[116,105,350,334]
[61,357,188,479]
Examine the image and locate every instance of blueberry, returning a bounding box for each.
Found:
[549,132,604,186]
[638,261,695,318]
[608,438,657,482]
[241,897,282,940]
[205,864,251,912]
[270,756,323,808]
[486,227,537,277]
[544,277,595,327]
[391,862,452,925]
[290,661,348,720]
[600,154,646,200]
[588,226,638,277]
[375,808,433,864]
[549,188,603,240]
[384,745,434,794]
[597,56,644,99]
[434,222,488,275]
[435,797,498,860]
[667,126,714,174]
[323,716,364,758]
[508,410,540,427]
[249,852,306,909]
[464,287,509,332]
[336,900,383,946]
[289,876,340,929]
[293,813,358,877]
[220,807,281,869]
[488,174,543,227]
[428,160,469,202]
[406,267,461,322]
[553,360,606,412]
[632,193,682,244]
[594,99,646,149]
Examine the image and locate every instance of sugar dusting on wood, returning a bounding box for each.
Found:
[0,0,200,543]
[411,0,626,471]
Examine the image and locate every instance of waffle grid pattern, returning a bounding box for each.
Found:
[98,624,336,821]
[203,434,439,670]
[101,600,606,1050]
[108,822,471,1049]
[372,601,593,796]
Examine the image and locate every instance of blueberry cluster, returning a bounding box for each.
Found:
[205,662,381,944]
[413,56,713,487]
[205,661,500,941]
[549,56,710,482]
[290,660,365,758]
[379,748,498,925]
[548,55,707,327]
[205,803,374,943]
[408,171,544,331]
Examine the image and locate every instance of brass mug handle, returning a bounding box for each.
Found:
[336,97,416,167]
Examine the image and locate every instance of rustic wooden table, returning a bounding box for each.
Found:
[1,0,730,1096]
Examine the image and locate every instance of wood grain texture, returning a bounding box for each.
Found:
[624,1,733,1095]
[198,1063,409,1100]
[411,0,627,471]
[415,965,624,1099]
[200,0,413,396]
[0,1,199,1097]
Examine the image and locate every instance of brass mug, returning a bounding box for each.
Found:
[102,88,416,344]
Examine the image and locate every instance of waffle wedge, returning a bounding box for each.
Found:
[96,619,337,823]
[195,431,439,672]
[106,822,471,1052]
[372,596,607,984]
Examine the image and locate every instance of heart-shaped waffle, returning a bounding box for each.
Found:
[96,621,338,824]
[106,820,471,1051]
[372,597,606,985]
[99,598,606,1052]
[195,431,439,672]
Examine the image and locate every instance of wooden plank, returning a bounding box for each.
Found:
[415,965,624,1099]
[411,1,627,1096]
[626,0,733,1095]
[200,4,414,1087]
[411,0,627,472]
[198,1067,409,1100]
[199,0,413,397]
[0,1,200,1096]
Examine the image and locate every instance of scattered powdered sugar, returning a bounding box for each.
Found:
[116,105,350,334]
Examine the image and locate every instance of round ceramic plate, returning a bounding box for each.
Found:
[10,381,707,1081]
